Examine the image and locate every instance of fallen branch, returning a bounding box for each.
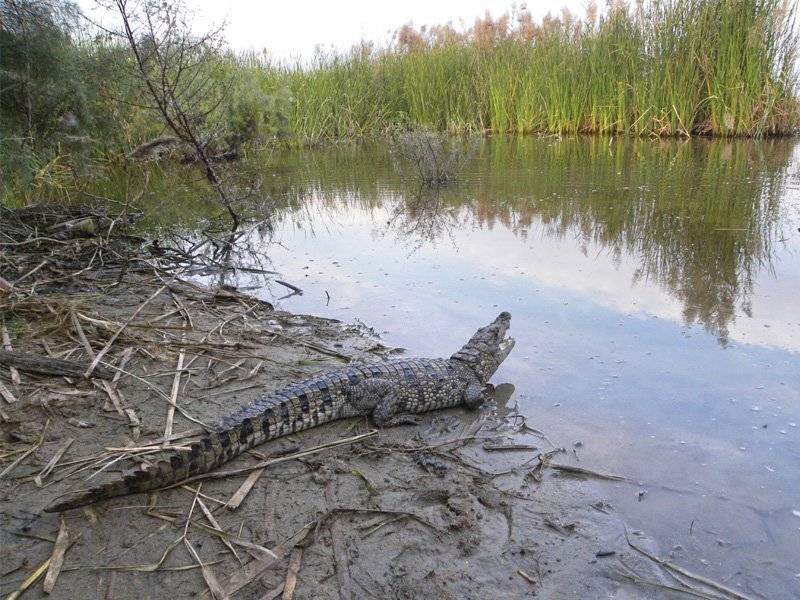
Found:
[548,463,626,481]
[225,467,265,510]
[0,349,115,380]
[624,527,756,600]
[1,321,21,384]
[274,280,303,295]
[0,378,18,403]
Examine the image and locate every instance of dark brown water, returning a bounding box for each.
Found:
[221,137,800,597]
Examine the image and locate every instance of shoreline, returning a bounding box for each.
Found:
[0,206,766,599]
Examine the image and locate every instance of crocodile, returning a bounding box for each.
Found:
[44,312,514,512]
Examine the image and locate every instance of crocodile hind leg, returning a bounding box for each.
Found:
[347,378,419,426]
[372,393,421,427]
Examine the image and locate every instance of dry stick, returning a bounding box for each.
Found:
[70,309,95,358]
[43,517,69,594]
[517,569,537,585]
[180,485,227,508]
[121,408,141,441]
[613,565,724,600]
[482,443,539,452]
[359,515,405,538]
[0,274,14,293]
[71,310,126,416]
[225,468,265,511]
[93,380,125,416]
[12,259,47,286]
[85,281,171,378]
[325,508,442,534]
[196,497,241,563]
[0,349,115,380]
[187,520,276,560]
[199,520,316,600]
[35,438,75,487]
[185,538,229,600]
[163,343,186,444]
[1,320,20,384]
[548,463,627,481]
[324,483,353,600]
[101,535,185,572]
[111,346,135,389]
[624,528,756,600]
[4,534,81,600]
[274,280,303,295]
[97,362,209,429]
[281,547,303,600]
[0,378,18,403]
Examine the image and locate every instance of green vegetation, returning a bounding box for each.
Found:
[282,1,799,140]
[1,0,798,202]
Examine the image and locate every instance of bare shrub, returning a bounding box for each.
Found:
[391,131,477,186]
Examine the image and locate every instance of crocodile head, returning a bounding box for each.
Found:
[451,312,515,381]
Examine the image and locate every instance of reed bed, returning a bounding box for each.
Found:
[260,0,799,141]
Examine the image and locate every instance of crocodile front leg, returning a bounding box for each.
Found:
[464,382,494,409]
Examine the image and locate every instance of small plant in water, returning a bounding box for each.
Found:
[392,131,476,186]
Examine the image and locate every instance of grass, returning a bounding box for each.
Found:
[1,0,798,203]
[263,0,799,141]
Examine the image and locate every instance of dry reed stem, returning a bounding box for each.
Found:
[624,527,755,600]
[34,438,74,486]
[0,378,18,403]
[185,538,229,600]
[281,547,303,600]
[4,533,81,600]
[196,497,241,562]
[517,569,537,585]
[224,468,264,510]
[163,325,187,444]
[199,520,316,600]
[85,281,171,378]
[1,320,21,385]
[43,517,70,594]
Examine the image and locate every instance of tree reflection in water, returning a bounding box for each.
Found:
[257,137,794,346]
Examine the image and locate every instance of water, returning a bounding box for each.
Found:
[226,137,800,596]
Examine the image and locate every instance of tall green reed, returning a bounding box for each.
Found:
[264,0,798,141]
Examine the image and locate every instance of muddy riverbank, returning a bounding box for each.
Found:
[0,206,742,599]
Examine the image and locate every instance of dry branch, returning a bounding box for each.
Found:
[0,349,116,380]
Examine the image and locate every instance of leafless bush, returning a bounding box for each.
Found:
[110,0,239,227]
[391,131,477,186]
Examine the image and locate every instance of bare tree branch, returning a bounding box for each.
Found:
[111,0,239,228]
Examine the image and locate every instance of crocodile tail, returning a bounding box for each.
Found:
[42,428,239,512]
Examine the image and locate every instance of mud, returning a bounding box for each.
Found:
[0,258,697,599]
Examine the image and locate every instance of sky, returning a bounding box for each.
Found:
[78,0,586,60]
